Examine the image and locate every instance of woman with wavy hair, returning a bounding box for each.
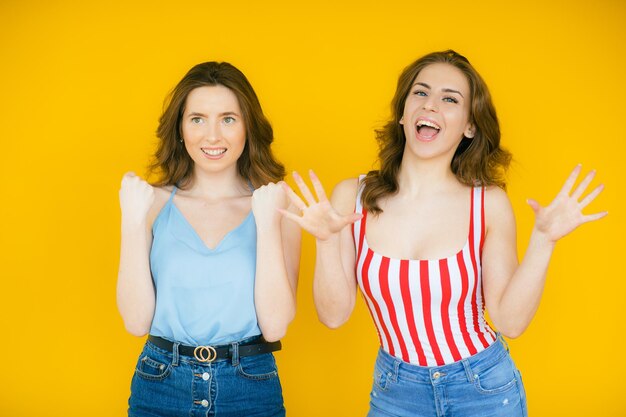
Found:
[117,62,300,416]
[281,50,606,416]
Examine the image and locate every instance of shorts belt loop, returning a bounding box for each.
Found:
[172,342,180,367]
[498,333,510,352]
[231,341,240,367]
[461,359,475,383]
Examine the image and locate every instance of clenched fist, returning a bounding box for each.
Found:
[119,172,155,227]
[252,182,289,227]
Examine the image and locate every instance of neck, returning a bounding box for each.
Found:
[186,167,250,198]
[396,154,459,196]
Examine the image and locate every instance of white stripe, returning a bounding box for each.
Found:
[447,258,472,359]
[428,261,454,364]
[364,255,391,353]
[382,259,404,359]
[461,246,483,351]
[409,261,430,364]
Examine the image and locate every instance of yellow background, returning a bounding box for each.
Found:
[1,0,625,416]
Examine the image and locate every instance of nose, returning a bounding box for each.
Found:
[423,97,438,112]
[204,120,221,144]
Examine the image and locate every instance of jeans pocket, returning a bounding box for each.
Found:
[373,366,392,391]
[472,357,517,395]
[135,353,172,381]
[237,353,278,381]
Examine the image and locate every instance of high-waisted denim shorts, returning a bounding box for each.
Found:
[128,337,285,417]
[368,336,527,417]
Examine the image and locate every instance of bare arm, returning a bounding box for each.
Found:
[253,182,301,342]
[116,172,164,336]
[280,171,362,328]
[482,165,607,338]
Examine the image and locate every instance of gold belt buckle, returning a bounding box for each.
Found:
[194,345,217,363]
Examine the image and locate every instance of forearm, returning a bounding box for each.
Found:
[492,230,555,338]
[313,234,356,328]
[116,220,155,336]
[254,225,297,342]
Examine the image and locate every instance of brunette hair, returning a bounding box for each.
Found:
[148,62,284,188]
[362,50,511,214]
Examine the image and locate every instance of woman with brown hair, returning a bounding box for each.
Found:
[280,50,606,416]
[117,62,300,416]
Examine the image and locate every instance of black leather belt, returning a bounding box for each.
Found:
[148,335,281,363]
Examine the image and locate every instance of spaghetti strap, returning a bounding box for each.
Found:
[247,180,255,193]
[168,186,178,202]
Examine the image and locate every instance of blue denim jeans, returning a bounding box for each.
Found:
[128,337,285,417]
[368,336,527,417]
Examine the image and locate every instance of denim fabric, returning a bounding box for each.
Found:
[368,337,527,417]
[128,338,285,417]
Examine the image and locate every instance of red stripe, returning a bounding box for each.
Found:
[440,259,461,362]
[456,251,477,355]
[361,250,394,354]
[400,260,427,365]
[379,257,409,362]
[468,189,490,349]
[420,261,444,365]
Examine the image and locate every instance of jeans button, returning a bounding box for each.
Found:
[202,372,210,381]
[201,399,209,407]
[433,371,441,379]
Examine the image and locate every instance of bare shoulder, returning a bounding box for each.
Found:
[147,185,174,227]
[484,185,515,230]
[330,178,359,215]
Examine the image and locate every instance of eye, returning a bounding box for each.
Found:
[223,116,236,124]
[190,116,203,124]
[413,90,427,97]
[443,96,459,104]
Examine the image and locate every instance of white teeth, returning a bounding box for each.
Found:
[202,148,226,156]
[416,120,441,130]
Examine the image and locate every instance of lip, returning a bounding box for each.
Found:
[201,147,227,160]
[414,117,442,142]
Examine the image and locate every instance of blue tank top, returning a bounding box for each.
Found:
[149,186,261,346]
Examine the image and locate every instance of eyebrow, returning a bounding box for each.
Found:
[187,111,241,117]
[413,82,464,98]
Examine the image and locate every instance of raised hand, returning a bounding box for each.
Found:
[278,170,362,240]
[251,181,289,227]
[527,165,607,243]
[119,172,155,226]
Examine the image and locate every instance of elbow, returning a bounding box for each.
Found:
[497,323,527,340]
[260,322,290,342]
[122,317,152,337]
[318,312,349,329]
[259,312,295,342]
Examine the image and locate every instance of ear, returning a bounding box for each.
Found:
[464,124,475,139]
[399,116,404,125]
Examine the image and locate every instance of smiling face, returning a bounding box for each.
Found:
[400,63,475,162]
[180,85,246,176]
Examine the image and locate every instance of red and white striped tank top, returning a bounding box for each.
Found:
[353,178,496,366]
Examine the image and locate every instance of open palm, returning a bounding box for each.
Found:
[279,170,362,241]
[528,165,607,242]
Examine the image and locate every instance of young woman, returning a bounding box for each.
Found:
[280,50,606,416]
[117,62,300,417]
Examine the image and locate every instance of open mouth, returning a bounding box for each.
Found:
[415,119,441,140]
[201,148,227,156]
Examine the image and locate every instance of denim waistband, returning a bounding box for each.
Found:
[375,335,510,385]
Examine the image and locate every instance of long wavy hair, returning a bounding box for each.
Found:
[362,50,511,214]
[148,62,285,188]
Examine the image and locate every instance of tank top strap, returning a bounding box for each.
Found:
[355,175,367,215]
[353,175,368,261]
[468,186,486,257]
[246,180,255,193]
[167,185,178,203]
